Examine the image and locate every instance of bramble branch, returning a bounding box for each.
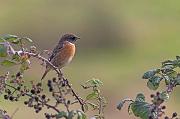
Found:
[2,40,85,111]
[4,83,61,113]
[0,34,106,119]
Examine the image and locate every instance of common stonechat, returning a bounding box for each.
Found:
[41,33,80,80]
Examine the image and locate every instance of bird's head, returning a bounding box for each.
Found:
[60,33,80,44]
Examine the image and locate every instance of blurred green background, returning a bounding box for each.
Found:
[1,0,180,118]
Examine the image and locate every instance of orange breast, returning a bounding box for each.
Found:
[62,41,76,58]
[54,41,75,68]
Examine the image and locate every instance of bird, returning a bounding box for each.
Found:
[41,33,80,80]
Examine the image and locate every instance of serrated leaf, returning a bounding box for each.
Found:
[135,93,145,102]
[1,60,17,67]
[86,91,98,100]
[147,76,162,90]
[85,79,103,87]
[142,69,160,79]
[131,101,156,119]
[0,44,7,57]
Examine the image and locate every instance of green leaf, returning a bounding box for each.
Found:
[85,79,103,87]
[161,65,174,73]
[86,91,98,100]
[12,53,21,62]
[135,93,145,102]
[147,76,162,90]
[131,101,156,119]
[1,60,17,67]
[56,111,67,118]
[0,38,5,42]
[77,112,83,119]
[20,60,30,72]
[92,79,103,85]
[162,60,174,66]
[77,111,87,119]
[159,91,169,101]
[0,44,7,57]
[2,34,18,40]
[175,74,180,85]
[167,70,177,78]
[67,110,77,119]
[142,69,160,79]
[2,34,20,44]
[176,56,180,60]
[173,60,180,66]
[162,58,180,68]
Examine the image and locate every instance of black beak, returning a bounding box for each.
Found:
[76,36,80,39]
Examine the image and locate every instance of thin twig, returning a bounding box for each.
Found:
[63,79,85,111]
[5,83,60,113]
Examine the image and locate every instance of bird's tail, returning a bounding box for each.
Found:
[41,68,50,80]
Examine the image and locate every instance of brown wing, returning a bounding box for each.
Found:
[41,42,64,80]
[48,42,64,62]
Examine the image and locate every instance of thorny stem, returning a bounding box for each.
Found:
[27,52,61,75]
[3,41,85,112]
[63,79,85,111]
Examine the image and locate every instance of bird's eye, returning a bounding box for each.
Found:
[71,36,76,40]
